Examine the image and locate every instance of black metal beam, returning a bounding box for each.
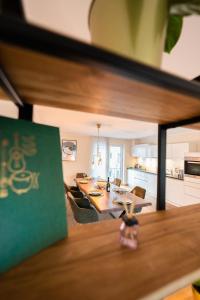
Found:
[0,67,23,106]
[157,125,167,211]
[18,103,33,121]
[0,16,200,102]
[193,75,200,83]
[163,116,200,130]
[0,0,25,20]
[0,66,33,121]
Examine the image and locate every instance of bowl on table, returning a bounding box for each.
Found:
[79,180,88,184]
[88,190,103,196]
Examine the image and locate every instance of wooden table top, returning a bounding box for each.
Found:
[76,178,151,213]
[1,205,200,300]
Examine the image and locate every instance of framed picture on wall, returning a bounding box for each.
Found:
[62,140,77,161]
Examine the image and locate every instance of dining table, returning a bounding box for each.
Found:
[75,178,152,214]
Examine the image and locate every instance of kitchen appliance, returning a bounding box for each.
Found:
[184,153,200,178]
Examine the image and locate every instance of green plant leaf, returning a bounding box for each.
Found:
[169,0,200,16]
[164,15,183,53]
[193,279,200,286]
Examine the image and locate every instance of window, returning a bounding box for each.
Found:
[108,145,123,180]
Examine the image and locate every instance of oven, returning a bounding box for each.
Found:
[184,156,200,178]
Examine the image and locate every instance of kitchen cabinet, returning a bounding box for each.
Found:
[132,144,157,158]
[131,144,148,158]
[127,169,157,197]
[132,142,197,159]
[146,145,157,158]
[183,176,200,205]
[128,169,200,207]
[127,169,135,187]
[166,178,184,206]
[127,169,147,189]
[151,145,158,158]
[146,173,157,197]
[167,143,196,159]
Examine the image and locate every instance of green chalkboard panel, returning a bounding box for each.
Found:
[0,116,67,273]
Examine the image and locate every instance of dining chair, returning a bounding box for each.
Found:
[131,186,146,199]
[113,178,121,187]
[64,183,80,194]
[118,186,146,218]
[130,186,146,213]
[76,173,87,178]
[67,192,99,224]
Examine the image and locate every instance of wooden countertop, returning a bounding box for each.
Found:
[1,205,200,300]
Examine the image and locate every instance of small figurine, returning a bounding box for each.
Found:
[119,198,139,250]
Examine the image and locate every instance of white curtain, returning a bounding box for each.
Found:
[90,137,108,179]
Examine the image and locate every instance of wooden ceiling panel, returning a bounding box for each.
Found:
[0,42,200,126]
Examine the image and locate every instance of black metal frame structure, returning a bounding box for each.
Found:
[0,66,33,121]
[0,6,200,210]
[157,116,200,211]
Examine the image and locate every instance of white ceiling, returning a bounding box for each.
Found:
[0,101,198,140]
[0,100,158,139]
[34,105,158,139]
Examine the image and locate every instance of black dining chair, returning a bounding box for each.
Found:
[67,192,99,224]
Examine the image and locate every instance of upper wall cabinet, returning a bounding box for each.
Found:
[132,144,157,158]
[132,143,197,159]
[131,144,148,158]
[167,143,197,159]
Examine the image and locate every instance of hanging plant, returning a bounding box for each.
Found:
[90,0,200,67]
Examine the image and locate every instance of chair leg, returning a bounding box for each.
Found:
[119,210,126,218]
[109,212,116,219]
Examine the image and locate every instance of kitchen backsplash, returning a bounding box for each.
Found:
[136,157,184,174]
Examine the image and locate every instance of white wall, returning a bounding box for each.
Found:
[62,135,135,185]
[61,132,92,185]
[0,100,18,119]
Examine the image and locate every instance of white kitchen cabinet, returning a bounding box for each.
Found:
[127,169,135,187]
[128,169,156,195]
[128,169,200,207]
[146,173,157,197]
[151,145,158,158]
[166,177,184,206]
[146,145,157,158]
[132,142,197,159]
[171,143,188,159]
[131,144,148,158]
[183,176,200,205]
[133,170,147,189]
[167,143,197,159]
[167,144,173,159]
[127,169,147,189]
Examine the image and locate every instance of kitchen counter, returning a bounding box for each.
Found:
[1,205,200,300]
[127,167,184,181]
